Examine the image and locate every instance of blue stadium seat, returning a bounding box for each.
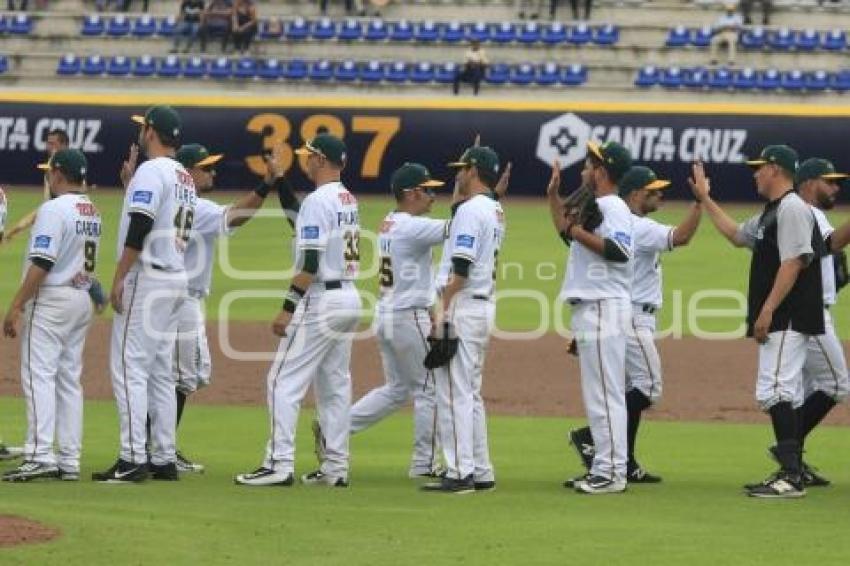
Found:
[338,18,362,41]
[562,63,587,86]
[768,28,794,51]
[0,55,8,74]
[805,70,829,91]
[442,21,465,43]
[9,13,32,35]
[740,26,766,49]
[493,22,516,44]
[593,24,619,46]
[435,62,457,84]
[82,14,104,36]
[158,15,178,37]
[542,22,567,45]
[822,29,846,51]
[233,57,257,79]
[569,22,592,45]
[659,66,683,88]
[410,61,434,83]
[57,53,80,75]
[692,25,712,48]
[286,17,310,41]
[0,15,6,34]
[708,67,732,89]
[82,55,105,76]
[732,67,757,90]
[828,70,850,92]
[258,58,281,80]
[260,19,283,40]
[359,60,385,82]
[386,61,408,83]
[157,55,182,77]
[780,69,805,91]
[535,62,559,86]
[132,14,157,37]
[388,20,412,42]
[683,67,708,89]
[312,18,336,41]
[485,63,510,85]
[107,55,131,76]
[795,29,819,51]
[309,59,333,81]
[208,57,233,79]
[183,57,207,78]
[107,15,131,37]
[467,22,491,43]
[756,68,781,90]
[665,25,690,48]
[517,22,541,44]
[283,59,307,80]
[133,55,156,77]
[367,19,389,41]
[510,63,535,86]
[415,21,440,43]
[634,65,658,87]
[334,60,358,81]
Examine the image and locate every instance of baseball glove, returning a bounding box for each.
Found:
[562,185,604,239]
[423,321,459,370]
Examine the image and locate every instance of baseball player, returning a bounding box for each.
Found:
[691,146,825,498]
[235,133,361,487]
[548,141,634,495]
[566,165,702,485]
[93,105,197,483]
[421,146,505,494]
[2,149,100,482]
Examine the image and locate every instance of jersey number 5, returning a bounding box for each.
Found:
[379,257,393,288]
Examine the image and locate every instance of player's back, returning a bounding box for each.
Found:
[185,197,231,296]
[297,181,360,285]
[631,214,673,308]
[448,194,505,299]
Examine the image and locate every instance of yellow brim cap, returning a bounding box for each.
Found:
[421,179,446,187]
[587,141,603,160]
[746,159,768,167]
[196,154,224,167]
[645,179,672,190]
[822,173,849,180]
[446,161,468,168]
[131,115,146,125]
[36,162,50,171]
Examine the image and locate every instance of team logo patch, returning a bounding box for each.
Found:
[34,235,51,249]
[301,225,320,239]
[456,234,475,248]
[613,231,632,247]
[132,190,153,204]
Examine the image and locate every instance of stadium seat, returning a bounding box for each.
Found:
[334,60,358,82]
[593,24,619,46]
[732,67,757,90]
[409,61,434,83]
[822,29,846,51]
[258,58,281,80]
[683,67,708,88]
[107,15,131,37]
[338,19,362,41]
[415,21,440,43]
[828,70,850,92]
[665,25,690,48]
[286,17,310,41]
[542,22,567,45]
[518,22,541,44]
[182,56,207,78]
[0,55,8,74]
[57,53,80,75]
[208,57,233,79]
[634,65,658,87]
[309,60,333,81]
[493,22,516,44]
[740,26,766,49]
[82,55,105,76]
[359,60,385,82]
[386,61,408,83]
[562,63,587,86]
[0,15,6,34]
[510,63,535,86]
[312,18,337,41]
[9,13,32,35]
[133,55,156,77]
[756,68,781,90]
[435,62,457,84]
[82,14,104,36]
[157,55,182,77]
[708,67,732,89]
[805,70,829,91]
[443,21,465,43]
[768,28,794,51]
[132,14,157,37]
[467,21,491,43]
[158,15,178,37]
[692,25,712,48]
[780,69,805,91]
[367,19,390,41]
[535,62,559,86]
[233,57,257,79]
[259,19,283,40]
[485,63,510,85]
[569,22,592,45]
[659,66,683,88]
[795,29,819,51]
[283,59,307,80]
[388,20,412,42]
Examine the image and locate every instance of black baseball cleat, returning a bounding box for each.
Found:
[301,470,349,487]
[568,427,594,470]
[2,461,59,482]
[746,472,806,499]
[563,473,591,489]
[474,480,496,492]
[92,459,149,483]
[421,474,475,494]
[149,462,180,481]
[234,467,294,486]
[743,469,781,491]
[627,463,662,484]
[801,461,830,487]
[574,474,627,494]
[175,451,205,474]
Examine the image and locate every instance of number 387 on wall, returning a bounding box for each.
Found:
[245,113,401,178]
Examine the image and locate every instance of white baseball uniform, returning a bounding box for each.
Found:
[263,181,362,479]
[802,207,849,402]
[0,187,7,241]
[561,194,634,482]
[110,157,196,466]
[626,215,674,404]
[350,211,447,476]
[19,193,100,473]
[435,194,504,482]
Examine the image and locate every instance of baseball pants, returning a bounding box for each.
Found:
[351,308,439,476]
[263,286,361,478]
[20,286,92,472]
[625,307,663,404]
[571,298,630,482]
[434,295,495,482]
[174,293,212,395]
[803,309,849,402]
[756,329,809,411]
[110,268,186,466]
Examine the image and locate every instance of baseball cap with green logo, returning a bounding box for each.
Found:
[587,141,632,182]
[447,146,501,177]
[795,158,849,185]
[391,162,445,196]
[295,134,347,167]
[619,166,671,196]
[176,144,224,169]
[37,148,87,182]
[746,145,798,176]
[131,105,182,140]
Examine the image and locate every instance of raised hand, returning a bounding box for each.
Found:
[120,144,139,188]
[494,162,512,199]
[546,159,561,197]
[689,161,711,201]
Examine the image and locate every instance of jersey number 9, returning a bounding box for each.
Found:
[84,240,97,272]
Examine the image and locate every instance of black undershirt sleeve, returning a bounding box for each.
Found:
[30,256,54,271]
[451,256,472,277]
[302,248,319,275]
[602,238,629,263]
[125,212,154,251]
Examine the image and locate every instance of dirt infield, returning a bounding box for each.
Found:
[2,319,850,425]
[0,515,60,548]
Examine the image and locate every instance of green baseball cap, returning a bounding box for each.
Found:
[131,105,182,140]
[176,143,224,169]
[619,166,671,196]
[746,145,798,176]
[795,158,848,185]
[37,148,87,181]
[391,162,445,195]
[587,141,632,182]
[295,133,347,167]
[447,146,501,177]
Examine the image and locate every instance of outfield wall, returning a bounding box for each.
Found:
[1,92,848,200]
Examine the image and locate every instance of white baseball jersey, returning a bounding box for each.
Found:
[631,215,674,308]
[0,187,7,237]
[25,193,101,288]
[377,211,447,311]
[117,157,197,272]
[560,194,634,301]
[446,194,505,298]
[812,207,836,306]
[295,181,360,284]
[185,197,234,296]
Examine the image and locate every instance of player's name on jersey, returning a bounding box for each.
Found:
[75,220,101,237]
[174,174,195,201]
[337,210,359,226]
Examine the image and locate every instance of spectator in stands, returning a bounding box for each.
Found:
[516,0,544,19]
[7,0,28,10]
[200,0,233,53]
[453,40,488,96]
[170,0,205,53]
[319,0,366,16]
[231,0,258,54]
[710,2,742,65]
[567,0,592,20]
[741,0,770,25]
